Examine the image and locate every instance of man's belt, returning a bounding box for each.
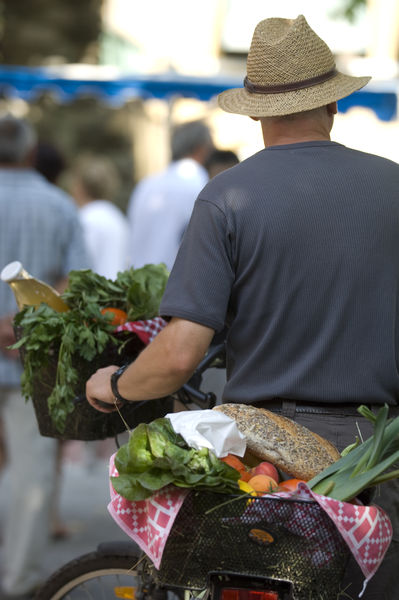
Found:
[256,399,399,416]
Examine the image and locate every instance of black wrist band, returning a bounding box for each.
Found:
[110,364,130,405]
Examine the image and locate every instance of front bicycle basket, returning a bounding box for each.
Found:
[15,327,173,441]
[154,491,350,600]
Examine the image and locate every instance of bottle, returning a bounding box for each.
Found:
[0,261,70,312]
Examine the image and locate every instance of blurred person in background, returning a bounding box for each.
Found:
[0,114,89,599]
[33,140,75,542]
[127,119,214,272]
[70,155,130,280]
[205,148,240,179]
[34,141,66,185]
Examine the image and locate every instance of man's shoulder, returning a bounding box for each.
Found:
[31,172,77,207]
[0,168,78,217]
[199,153,254,195]
[344,145,399,169]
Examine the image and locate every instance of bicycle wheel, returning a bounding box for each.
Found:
[35,551,142,600]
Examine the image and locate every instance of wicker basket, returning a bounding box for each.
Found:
[155,491,350,600]
[16,328,173,441]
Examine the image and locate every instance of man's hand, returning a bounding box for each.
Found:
[85,317,215,413]
[86,365,120,413]
[0,314,19,360]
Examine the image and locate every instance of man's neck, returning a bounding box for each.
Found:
[265,133,331,147]
[262,125,331,147]
[260,112,333,148]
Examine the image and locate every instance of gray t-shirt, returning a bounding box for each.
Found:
[160,141,399,406]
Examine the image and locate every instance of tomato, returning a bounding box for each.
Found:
[101,307,128,326]
[277,478,307,493]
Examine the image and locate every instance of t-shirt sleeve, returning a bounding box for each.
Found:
[160,197,234,332]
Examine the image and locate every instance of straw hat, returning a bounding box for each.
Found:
[218,15,370,117]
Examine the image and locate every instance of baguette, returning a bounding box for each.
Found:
[214,403,340,481]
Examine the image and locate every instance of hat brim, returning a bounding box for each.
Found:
[218,72,371,117]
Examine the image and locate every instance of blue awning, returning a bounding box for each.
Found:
[338,88,398,122]
[0,65,241,105]
[0,65,397,121]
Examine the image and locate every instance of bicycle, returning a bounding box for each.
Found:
[33,343,351,600]
[34,343,222,600]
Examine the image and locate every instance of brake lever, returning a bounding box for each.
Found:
[177,342,224,410]
[178,384,217,410]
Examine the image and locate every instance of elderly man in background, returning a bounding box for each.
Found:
[0,114,89,599]
[127,119,214,272]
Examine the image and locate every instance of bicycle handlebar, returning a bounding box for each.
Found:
[74,341,226,412]
[176,341,225,410]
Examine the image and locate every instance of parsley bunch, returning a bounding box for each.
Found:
[14,303,116,432]
[12,265,169,433]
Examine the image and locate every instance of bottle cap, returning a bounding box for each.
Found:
[1,261,24,282]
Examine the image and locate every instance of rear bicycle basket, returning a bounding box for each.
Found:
[15,326,173,441]
[154,491,350,600]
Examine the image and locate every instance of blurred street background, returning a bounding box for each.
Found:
[0,0,398,202]
[0,438,129,580]
[0,0,398,590]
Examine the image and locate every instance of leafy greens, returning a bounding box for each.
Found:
[111,418,242,500]
[12,264,169,433]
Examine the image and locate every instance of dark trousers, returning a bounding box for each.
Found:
[257,400,399,600]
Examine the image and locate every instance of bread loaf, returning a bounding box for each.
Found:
[214,403,340,481]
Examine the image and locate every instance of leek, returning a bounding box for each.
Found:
[308,404,399,502]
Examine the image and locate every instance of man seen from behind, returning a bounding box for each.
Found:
[86,16,399,599]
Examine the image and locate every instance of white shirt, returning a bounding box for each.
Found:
[79,200,130,279]
[127,159,208,271]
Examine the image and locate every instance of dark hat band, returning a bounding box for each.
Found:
[244,67,338,95]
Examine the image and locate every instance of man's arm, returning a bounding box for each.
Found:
[86,317,215,413]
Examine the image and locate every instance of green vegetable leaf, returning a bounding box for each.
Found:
[147,428,169,458]
[124,423,154,472]
[367,404,389,470]
[111,418,242,500]
[126,264,169,321]
[137,469,175,490]
[12,265,169,432]
[309,405,399,502]
[111,474,153,501]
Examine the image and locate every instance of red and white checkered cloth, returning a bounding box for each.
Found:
[245,482,392,595]
[108,458,392,596]
[115,317,167,346]
[108,453,188,569]
[302,484,392,583]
